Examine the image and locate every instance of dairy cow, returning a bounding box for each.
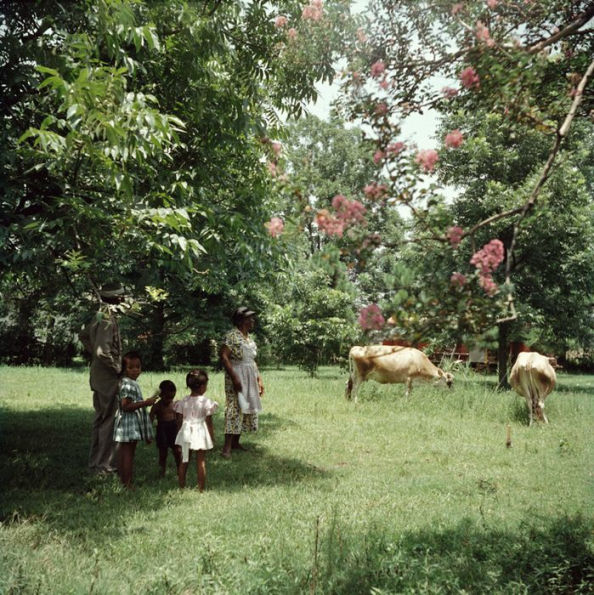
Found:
[509,351,556,425]
[345,345,454,402]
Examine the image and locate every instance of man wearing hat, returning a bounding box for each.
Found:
[79,282,125,474]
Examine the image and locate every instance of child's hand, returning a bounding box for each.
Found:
[146,395,159,406]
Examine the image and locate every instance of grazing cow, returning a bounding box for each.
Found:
[509,351,556,425]
[345,345,454,402]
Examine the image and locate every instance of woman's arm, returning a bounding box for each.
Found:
[220,345,242,392]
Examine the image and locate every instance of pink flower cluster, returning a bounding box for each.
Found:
[358,303,385,331]
[445,129,464,148]
[450,272,467,287]
[271,141,282,156]
[475,21,495,47]
[415,148,439,172]
[363,182,388,200]
[470,239,505,296]
[487,0,498,8]
[447,226,464,247]
[442,86,459,99]
[373,149,385,164]
[265,217,284,237]
[374,101,388,116]
[370,60,386,78]
[387,141,405,155]
[274,15,288,28]
[460,66,480,89]
[316,195,366,237]
[302,0,323,21]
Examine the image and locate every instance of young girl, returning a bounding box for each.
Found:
[149,380,181,477]
[174,369,218,491]
[113,351,158,488]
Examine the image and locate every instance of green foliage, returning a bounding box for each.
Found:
[263,269,359,374]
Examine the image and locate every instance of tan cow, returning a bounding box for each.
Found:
[509,351,556,425]
[345,345,454,402]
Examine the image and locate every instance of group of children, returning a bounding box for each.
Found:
[113,351,218,490]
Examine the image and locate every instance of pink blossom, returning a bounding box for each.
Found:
[370,60,386,78]
[332,194,366,225]
[487,0,498,8]
[271,141,282,156]
[373,150,385,164]
[374,102,388,116]
[356,27,367,43]
[447,226,464,247]
[302,3,323,21]
[470,239,505,274]
[379,79,389,90]
[363,182,388,200]
[358,304,385,331]
[442,86,459,98]
[475,21,495,47]
[450,272,467,287]
[274,15,288,28]
[451,2,464,15]
[478,274,498,295]
[265,217,284,237]
[444,129,464,148]
[267,161,277,176]
[315,209,344,236]
[460,66,480,89]
[387,141,405,155]
[415,148,439,172]
[287,27,298,40]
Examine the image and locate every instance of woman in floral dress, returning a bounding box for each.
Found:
[219,307,264,459]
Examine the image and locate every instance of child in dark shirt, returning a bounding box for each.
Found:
[150,380,181,477]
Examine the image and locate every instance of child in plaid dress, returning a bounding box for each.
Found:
[113,351,158,488]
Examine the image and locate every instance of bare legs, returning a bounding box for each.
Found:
[222,433,245,458]
[118,441,137,488]
[158,446,181,477]
[178,450,207,491]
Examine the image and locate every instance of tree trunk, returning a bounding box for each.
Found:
[147,302,166,371]
[497,321,510,390]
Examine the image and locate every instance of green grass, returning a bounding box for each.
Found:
[1,365,593,593]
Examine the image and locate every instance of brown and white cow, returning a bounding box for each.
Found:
[345,345,454,402]
[509,351,556,425]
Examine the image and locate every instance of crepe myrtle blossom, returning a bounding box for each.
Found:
[460,66,480,89]
[450,272,467,287]
[370,60,386,78]
[373,150,385,164]
[442,86,459,98]
[387,141,405,155]
[332,194,366,225]
[375,101,388,116]
[415,148,439,172]
[315,209,344,236]
[487,0,498,8]
[470,239,504,274]
[447,226,464,247]
[445,129,464,148]
[476,21,495,47]
[363,182,388,200]
[287,27,297,40]
[358,303,385,331]
[479,274,498,295]
[267,161,277,176]
[274,15,288,27]
[302,0,323,21]
[265,217,284,237]
[271,141,282,156]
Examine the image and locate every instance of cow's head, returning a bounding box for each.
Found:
[437,369,454,389]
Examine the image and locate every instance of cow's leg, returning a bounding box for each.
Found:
[405,377,412,398]
[527,396,534,426]
[345,377,353,400]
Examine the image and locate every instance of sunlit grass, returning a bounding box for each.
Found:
[1,365,592,592]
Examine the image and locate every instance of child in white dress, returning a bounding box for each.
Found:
[174,370,218,491]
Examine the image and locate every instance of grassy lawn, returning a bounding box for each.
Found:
[1,365,592,593]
